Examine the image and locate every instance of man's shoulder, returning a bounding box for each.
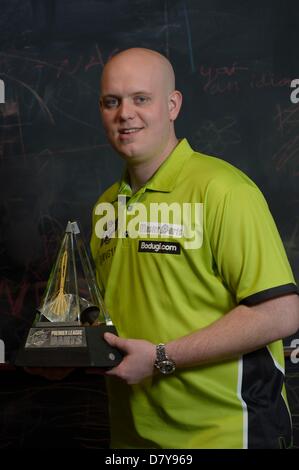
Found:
[185,149,258,195]
[188,149,247,178]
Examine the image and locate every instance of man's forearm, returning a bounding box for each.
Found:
[166,294,299,369]
[103,294,299,384]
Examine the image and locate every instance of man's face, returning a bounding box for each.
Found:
[100,54,177,164]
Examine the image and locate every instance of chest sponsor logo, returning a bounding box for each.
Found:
[139,222,184,237]
[138,240,181,255]
[94,197,203,250]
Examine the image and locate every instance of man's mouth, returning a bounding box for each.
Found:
[119,127,143,135]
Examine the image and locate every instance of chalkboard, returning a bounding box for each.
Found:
[0,0,298,353]
[0,0,299,450]
[0,0,298,343]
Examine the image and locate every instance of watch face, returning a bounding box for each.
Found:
[160,360,175,375]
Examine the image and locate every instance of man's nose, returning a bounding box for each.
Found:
[117,99,135,120]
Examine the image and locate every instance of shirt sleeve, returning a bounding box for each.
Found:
[207,183,298,305]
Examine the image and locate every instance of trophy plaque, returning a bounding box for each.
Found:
[15,221,122,368]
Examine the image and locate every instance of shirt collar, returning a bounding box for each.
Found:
[118,139,194,196]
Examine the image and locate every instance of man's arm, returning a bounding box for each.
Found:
[104,293,299,384]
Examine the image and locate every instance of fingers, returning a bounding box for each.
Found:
[104,332,128,352]
[103,333,126,378]
[105,366,120,377]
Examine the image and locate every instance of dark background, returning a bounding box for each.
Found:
[0,0,298,449]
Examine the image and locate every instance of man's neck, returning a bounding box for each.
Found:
[127,138,179,194]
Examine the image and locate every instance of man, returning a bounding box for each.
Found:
[90,47,299,449]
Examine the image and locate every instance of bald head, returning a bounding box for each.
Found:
[99,47,182,171]
[101,48,176,95]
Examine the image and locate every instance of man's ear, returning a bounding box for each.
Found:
[168,90,183,121]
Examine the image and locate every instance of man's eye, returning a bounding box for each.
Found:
[103,98,119,108]
[134,96,150,104]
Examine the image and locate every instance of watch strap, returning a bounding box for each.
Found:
[154,343,176,374]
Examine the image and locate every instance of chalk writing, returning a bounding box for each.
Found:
[274,104,299,134]
[195,116,241,154]
[250,72,292,90]
[273,104,299,176]
[0,279,32,317]
[199,64,292,94]
[199,63,248,94]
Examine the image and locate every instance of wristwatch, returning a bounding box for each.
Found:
[154,343,176,375]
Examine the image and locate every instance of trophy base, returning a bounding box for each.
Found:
[15,322,122,368]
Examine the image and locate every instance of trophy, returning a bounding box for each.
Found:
[15,221,122,368]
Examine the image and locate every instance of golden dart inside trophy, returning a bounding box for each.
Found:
[15,221,122,368]
[50,250,69,318]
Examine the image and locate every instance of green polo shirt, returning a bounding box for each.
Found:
[90,139,297,448]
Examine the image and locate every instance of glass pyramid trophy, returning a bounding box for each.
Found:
[15,221,122,368]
